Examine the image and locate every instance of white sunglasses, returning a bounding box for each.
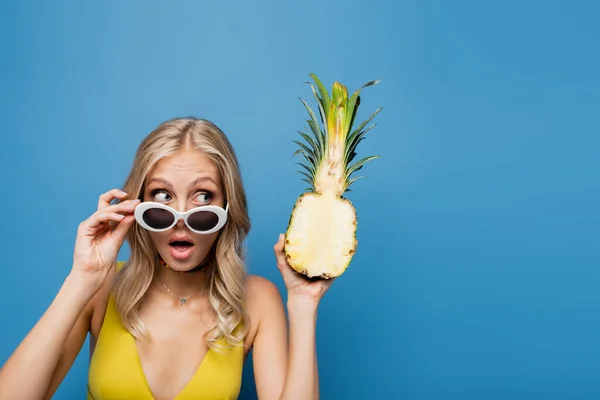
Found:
[134,202,228,234]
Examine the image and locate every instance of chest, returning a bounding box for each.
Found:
[137,308,212,399]
[88,299,244,400]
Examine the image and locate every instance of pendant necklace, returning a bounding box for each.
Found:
[159,280,200,306]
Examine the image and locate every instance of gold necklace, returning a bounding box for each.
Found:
[159,279,201,306]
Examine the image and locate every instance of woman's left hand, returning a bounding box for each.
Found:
[273,233,335,302]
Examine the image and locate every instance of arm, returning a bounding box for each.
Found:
[0,275,95,400]
[249,277,288,400]
[249,279,320,400]
[44,269,115,400]
[283,295,320,400]
[0,189,136,400]
[252,235,333,400]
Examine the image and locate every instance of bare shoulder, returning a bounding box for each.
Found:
[244,275,285,333]
[242,275,288,368]
[245,274,283,304]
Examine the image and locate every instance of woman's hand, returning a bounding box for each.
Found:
[71,189,139,290]
[273,233,335,303]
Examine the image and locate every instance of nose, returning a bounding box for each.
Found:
[173,200,188,228]
[175,218,186,228]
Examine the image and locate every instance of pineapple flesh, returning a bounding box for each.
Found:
[284,73,382,279]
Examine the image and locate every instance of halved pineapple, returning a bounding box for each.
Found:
[283,73,382,279]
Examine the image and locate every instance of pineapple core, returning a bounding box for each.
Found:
[285,192,357,278]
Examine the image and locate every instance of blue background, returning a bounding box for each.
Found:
[1,0,598,398]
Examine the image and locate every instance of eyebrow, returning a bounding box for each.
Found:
[146,176,217,191]
[188,176,218,189]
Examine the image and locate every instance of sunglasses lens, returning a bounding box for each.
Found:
[142,208,175,230]
[187,211,219,232]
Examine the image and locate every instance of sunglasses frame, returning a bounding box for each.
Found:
[134,201,229,234]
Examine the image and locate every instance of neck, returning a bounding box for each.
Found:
[155,261,209,299]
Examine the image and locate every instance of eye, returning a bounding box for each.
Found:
[194,191,212,205]
[152,190,171,203]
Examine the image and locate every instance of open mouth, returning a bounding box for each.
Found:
[168,240,195,259]
[169,240,194,250]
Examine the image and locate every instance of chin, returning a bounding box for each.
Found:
[162,254,201,272]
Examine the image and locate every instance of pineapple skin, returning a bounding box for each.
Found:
[283,192,358,279]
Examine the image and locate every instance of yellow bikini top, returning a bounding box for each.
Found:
[87,262,243,400]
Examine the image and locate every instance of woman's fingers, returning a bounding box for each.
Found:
[112,214,136,241]
[273,233,288,271]
[98,189,129,210]
[274,233,304,282]
[82,211,127,232]
[103,199,140,216]
[80,201,139,234]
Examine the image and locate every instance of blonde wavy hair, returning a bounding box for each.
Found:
[113,117,250,349]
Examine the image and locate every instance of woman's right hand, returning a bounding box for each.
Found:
[71,189,140,291]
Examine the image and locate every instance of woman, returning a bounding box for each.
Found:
[0,117,333,400]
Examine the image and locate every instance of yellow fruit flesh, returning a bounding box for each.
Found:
[284,192,357,278]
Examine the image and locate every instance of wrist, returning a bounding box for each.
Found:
[64,271,102,301]
[287,295,319,315]
[287,295,318,335]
